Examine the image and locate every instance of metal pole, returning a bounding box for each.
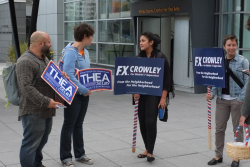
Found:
[28,0,40,48]
[8,0,20,61]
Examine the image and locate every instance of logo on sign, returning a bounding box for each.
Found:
[116,66,161,76]
[194,57,223,67]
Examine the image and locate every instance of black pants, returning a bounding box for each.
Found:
[138,95,160,154]
[60,95,89,162]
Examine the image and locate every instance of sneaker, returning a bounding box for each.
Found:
[77,155,93,165]
[62,161,74,167]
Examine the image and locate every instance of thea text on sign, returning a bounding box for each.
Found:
[79,72,110,86]
[49,66,73,97]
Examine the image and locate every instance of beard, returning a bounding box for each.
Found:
[41,43,50,55]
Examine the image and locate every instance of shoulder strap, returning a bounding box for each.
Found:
[227,67,244,89]
[58,48,76,63]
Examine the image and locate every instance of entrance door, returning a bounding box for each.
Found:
[173,17,194,88]
[136,16,193,89]
[137,17,161,54]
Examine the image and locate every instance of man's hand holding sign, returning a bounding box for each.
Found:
[41,61,78,105]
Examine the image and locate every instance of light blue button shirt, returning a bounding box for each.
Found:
[211,54,249,102]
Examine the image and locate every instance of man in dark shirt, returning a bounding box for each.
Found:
[16,31,65,167]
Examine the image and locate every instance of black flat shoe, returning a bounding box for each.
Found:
[207,158,223,165]
[231,160,240,167]
[147,156,155,162]
[137,154,147,158]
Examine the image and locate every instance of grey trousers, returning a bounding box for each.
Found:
[215,98,243,158]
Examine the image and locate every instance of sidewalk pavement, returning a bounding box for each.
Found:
[0,76,249,167]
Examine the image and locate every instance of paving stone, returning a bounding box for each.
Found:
[122,159,177,167]
[175,137,214,153]
[165,153,219,167]
[85,138,131,153]
[101,127,133,138]
[0,150,50,165]
[0,131,21,141]
[158,130,201,142]
[0,140,21,153]
[100,148,152,166]
[144,142,196,159]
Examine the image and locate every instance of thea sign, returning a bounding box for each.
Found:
[41,61,78,104]
[78,69,112,91]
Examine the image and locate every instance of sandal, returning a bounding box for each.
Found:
[147,155,155,162]
[137,154,147,158]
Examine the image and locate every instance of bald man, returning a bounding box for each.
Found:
[16,31,64,167]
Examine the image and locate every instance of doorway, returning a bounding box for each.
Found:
[136,16,194,89]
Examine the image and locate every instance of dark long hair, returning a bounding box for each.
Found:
[138,31,161,58]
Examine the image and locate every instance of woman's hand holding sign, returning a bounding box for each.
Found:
[133,94,140,100]
[206,94,212,101]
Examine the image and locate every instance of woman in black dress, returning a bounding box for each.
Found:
[134,32,171,162]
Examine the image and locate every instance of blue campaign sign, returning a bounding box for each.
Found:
[114,57,164,96]
[78,69,112,91]
[193,48,225,88]
[59,61,78,76]
[41,61,78,104]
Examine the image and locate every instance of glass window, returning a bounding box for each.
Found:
[223,0,250,12]
[243,14,250,48]
[65,22,79,41]
[242,50,250,61]
[121,0,131,17]
[65,22,96,42]
[99,19,134,43]
[75,1,96,20]
[222,14,240,42]
[99,0,131,19]
[223,0,241,12]
[223,14,250,48]
[64,2,75,21]
[65,1,96,21]
[99,44,134,65]
[86,43,97,63]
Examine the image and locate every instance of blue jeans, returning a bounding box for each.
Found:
[60,95,89,162]
[20,114,52,167]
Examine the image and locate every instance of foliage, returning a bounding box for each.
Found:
[8,41,28,63]
[7,42,54,62]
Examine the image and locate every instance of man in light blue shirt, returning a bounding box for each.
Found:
[206,35,249,167]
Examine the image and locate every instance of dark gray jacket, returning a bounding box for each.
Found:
[241,76,250,125]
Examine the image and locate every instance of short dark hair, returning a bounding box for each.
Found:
[141,31,161,48]
[246,16,250,31]
[73,23,95,42]
[223,35,238,46]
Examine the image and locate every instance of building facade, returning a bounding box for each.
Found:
[0,0,249,93]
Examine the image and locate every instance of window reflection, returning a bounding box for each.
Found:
[99,0,131,19]
[99,44,134,65]
[99,19,133,43]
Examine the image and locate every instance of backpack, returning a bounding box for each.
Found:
[2,52,44,107]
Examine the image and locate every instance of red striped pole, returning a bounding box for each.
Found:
[207,86,212,150]
[132,99,138,153]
